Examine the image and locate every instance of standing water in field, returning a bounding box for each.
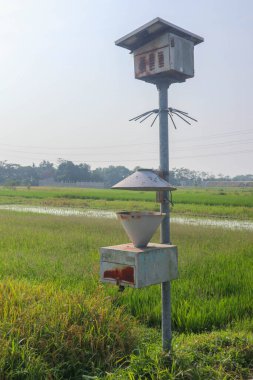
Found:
[1,204,253,231]
[0,205,116,219]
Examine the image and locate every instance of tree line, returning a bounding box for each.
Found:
[0,160,131,188]
[0,160,252,188]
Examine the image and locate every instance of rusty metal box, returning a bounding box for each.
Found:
[133,33,194,83]
[100,243,178,288]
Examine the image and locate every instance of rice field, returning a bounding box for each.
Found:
[0,206,252,378]
[1,186,253,219]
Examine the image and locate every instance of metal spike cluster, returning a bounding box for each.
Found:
[129,107,197,129]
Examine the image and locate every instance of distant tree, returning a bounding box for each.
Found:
[0,161,8,184]
[78,163,91,181]
[2,159,253,188]
[91,168,104,182]
[215,173,231,182]
[232,174,253,181]
[19,165,39,186]
[56,161,78,182]
[0,161,38,186]
[169,168,216,186]
[38,161,55,180]
[94,166,132,187]
[172,167,196,186]
[55,160,91,182]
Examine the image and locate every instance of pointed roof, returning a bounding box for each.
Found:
[112,169,176,191]
[115,17,204,52]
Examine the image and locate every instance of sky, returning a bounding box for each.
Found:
[0,0,252,176]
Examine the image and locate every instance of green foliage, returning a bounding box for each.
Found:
[108,330,253,379]
[0,161,132,187]
[1,186,253,220]
[55,160,92,183]
[0,279,138,379]
[1,159,253,188]
[113,224,253,332]
[0,162,39,186]
[0,207,252,378]
[174,187,253,208]
[0,211,252,334]
[93,166,132,187]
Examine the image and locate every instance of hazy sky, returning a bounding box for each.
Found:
[0,0,252,176]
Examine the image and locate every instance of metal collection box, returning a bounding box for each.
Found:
[100,243,178,288]
[134,33,194,82]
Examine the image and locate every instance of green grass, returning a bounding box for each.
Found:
[1,186,253,219]
[174,187,253,207]
[0,209,252,378]
[108,328,253,380]
[113,223,253,332]
[0,278,138,379]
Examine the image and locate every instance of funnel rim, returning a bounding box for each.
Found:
[117,211,166,217]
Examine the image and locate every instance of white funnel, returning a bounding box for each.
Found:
[117,211,166,248]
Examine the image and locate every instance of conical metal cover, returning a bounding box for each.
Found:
[117,211,166,248]
[112,169,176,191]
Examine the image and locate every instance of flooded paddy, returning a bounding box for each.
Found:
[1,204,253,231]
[0,205,115,219]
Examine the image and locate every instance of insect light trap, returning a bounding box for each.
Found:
[99,17,203,351]
[100,169,178,289]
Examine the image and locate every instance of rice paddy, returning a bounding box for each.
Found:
[1,186,253,219]
[0,187,252,378]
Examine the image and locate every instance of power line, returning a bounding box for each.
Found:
[0,128,253,151]
[1,136,252,157]
[171,148,253,160]
[1,147,251,165]
[172,138,253,152]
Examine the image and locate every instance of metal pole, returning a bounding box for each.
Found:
[157,81,172,351]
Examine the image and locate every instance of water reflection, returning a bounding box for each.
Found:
[0,204,252,231]
[0,205,116,219]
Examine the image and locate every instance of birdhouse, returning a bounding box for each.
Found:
[115,17,203,84]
